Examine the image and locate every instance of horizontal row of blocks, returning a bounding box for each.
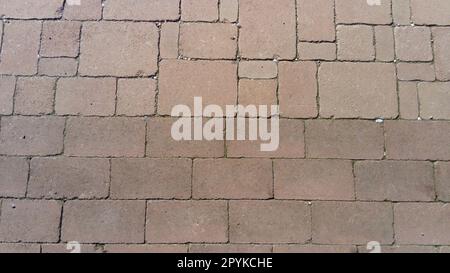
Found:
[2,157,449,201]
[1,199,450,245]
[1,243,449,253]
[1,117,450,160]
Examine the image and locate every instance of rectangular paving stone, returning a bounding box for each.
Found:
[193,159,273,199]
[79,22,158,77]
[337,25,374,61]
[298,43,336,61]
[239,0,296,59]
[190,244,272,253]
[399,82,419,120]
[305,120,385,160]
[335,0,392,24]
[64,117,146,157]
[238,61,277,79]
[355,161,435,202]
[0,0,64,19]
[0,21,41,75]
[0,199,61,243]
[411,0,450,25]
[274,159,354,200]
[312,201,394,244]
[436,162,450,202]
[319,62,397,119]
[103,0,180,20]
[273,245,356,253]
[41,21,80,58]
[181,0,218,22]
[395,27,433,62]
[110,158,191,199]
[229,201,311,243]
[395,203,450,245]
[418,82,450,120]
[397,63,435,81]
[158,60,237,115]
[146,201,228,243]
[0,76,16,115]
[179,23,237,59]
[220,0,238,23]
[0,116,65,156]
[116,79,156,116]
[278,62,317,118]
[0,157,28,198]
[104,244,187,253]
[38,58,78,77]
[63,0,102,20]
[375,26,395,62]
[393,0,411,25]
[385,121,450,160]
[160,22,180,59]
[433,27,450,81]
[28,157,109,199]
[55,78,116,116]
[14,77,56,115]
[62,200,146,243]
[0,244,40,253]
[298,0,335,42]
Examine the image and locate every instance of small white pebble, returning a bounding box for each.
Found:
[375,118,384,123]
[418,117,422,121]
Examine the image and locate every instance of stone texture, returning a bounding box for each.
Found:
[229,201,311,243]
[181,0,218,22]
[193,159,273,199]
[298,43,336,61]
[239,0,296,59]
[116,78,156,116]
[79,22,158,77]
[297,0,335,42]
[312,202,394,244]
[62,200,146,243]
[0,157,28,198]
[418,82,450,120]
[306,120,385,159]
[395,203,450,245]
[38,58,78,77]
[337,25,375,61]
[395,27,433,62]
[0,21,41,75]
[41,21,80,58]
[0,76,16,115]
[435,162,450,202]
[0,199,61,243]
[399,82,419,120]
[179,23,237,59]
[160,23,180,59]
[28,157,109,199]
[335,0,392,24]
[433,27,450,81]
[0,0,64,19]
[397,63,435,81]
[278,62,318,118]
[56,78,116,116]
[63,0,102,20]
[274,159,354,200]
[146,117,225,158]
[103,0,180,20]
[375,26,395,62]
[238,61,277,79]
[220,0,238,22]
[146,201,228,243]
[411,0,450,25]
[110,158,191,199]
[65,117,146,157]
[158,60,237,115]
[0,117,65,156]
[14,77,55,115]
[355,161,435,201]
[319,62,397,119]
[385,121,450,160]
